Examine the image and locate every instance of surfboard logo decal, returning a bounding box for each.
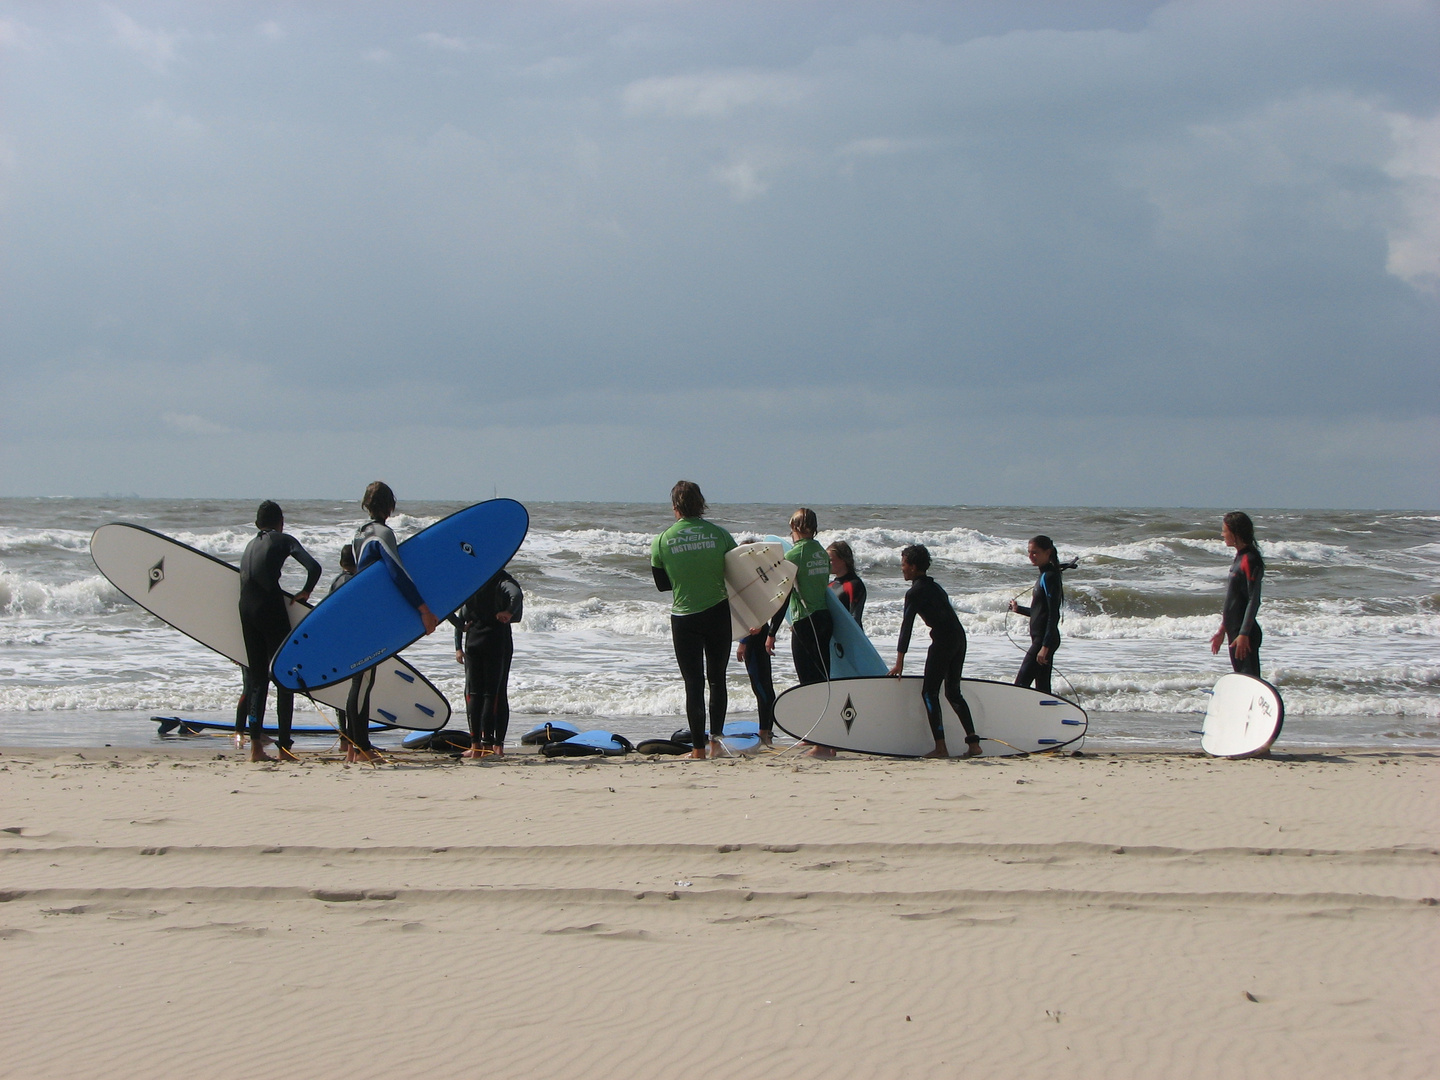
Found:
[147,558,165,591]
[841,695,858,732]
[835,641,847,659]
[460,542,475,557]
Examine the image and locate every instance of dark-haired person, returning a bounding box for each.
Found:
[1009,535,1064,695]
[827,540,867,628]
[238,500,321,763]
[452,568,524,759]
[888,544,980,759]
[765,508,833,685]
[1209,511,1265,678]
[344,481,441,763]
[652,481,736,759]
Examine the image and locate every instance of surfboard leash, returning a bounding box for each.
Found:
[295,673,388,768]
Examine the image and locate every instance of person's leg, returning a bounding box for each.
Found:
[260,611,295,756]
[792,616,824,685]
[941,636,980,756]
[463,645,484,747]
[1015,644,1039,689]
[702,602,731,741]
[1229,625,1262,678]
[239,613,274,760]
[490,636,513,751]
[810,609,833,681]
[744,635,776,740]
[344,668,377,757]
[235,671,248,744]
[671,614,707,752]
[919,642,949,753]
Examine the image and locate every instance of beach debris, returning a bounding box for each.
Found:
[1243,991,1260,1003]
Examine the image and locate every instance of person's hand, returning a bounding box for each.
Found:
[1038,646,1051,665]
[766,634,777,656]
[1232,634,1251,660]
[1007,599,1018,612]
[292,590,312,605]
[496,611,513,624]
[1209,626,1226,655]
[736,641,747,662]
[419,605,440,635]
[455,650,464,664]
[889,654,905,677]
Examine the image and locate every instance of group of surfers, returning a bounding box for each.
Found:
[233,479,1266,763]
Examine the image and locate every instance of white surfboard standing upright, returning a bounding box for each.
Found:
[725,542,799,640]
[1200,673,1284,758]
[773,675,1087,757]
[90,523,450,731]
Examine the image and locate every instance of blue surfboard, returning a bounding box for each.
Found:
[271,499,529,692]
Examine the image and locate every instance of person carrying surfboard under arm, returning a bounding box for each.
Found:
[1008,534,1073,695]
[827,540,867,627]
[344,481,441,763]
[238,500,322,763]
[888,544,981,759]
[765,508,834,683]
[451,568,523,760]
[1209,511,1265,678]
[652,480,736,760]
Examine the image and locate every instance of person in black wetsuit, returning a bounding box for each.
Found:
[451,569,523,759]
[888,544,980,759]
[1210,511,1265,678]
[737,626,776,746]
[1009,534,1065,694]
[827,540,867,627]
[238,500,321,762]
[345,481,441,762]
[325,546,357,736]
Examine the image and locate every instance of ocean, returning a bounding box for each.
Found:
[1,498,1436,751]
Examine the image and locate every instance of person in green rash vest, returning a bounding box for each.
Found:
[765,508,833,686]
[651,480,737,759]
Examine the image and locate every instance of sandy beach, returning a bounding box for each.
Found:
[0,744,1435,1080]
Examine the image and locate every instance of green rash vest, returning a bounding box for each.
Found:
[786,538,831,622]
[651,517,737,616]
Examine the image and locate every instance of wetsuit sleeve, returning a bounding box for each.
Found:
[766,586,792,638]
[286,536,323,596]
[375,541,427,611]
[1041,568,1062,650]
[1239,553,1263,637]
[1013,601,1032,617]
[897,589,918,654]
[499,578,523,624]
[652,565,672,592]
[453,621,463,651]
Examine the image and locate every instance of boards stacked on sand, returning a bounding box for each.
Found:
[773,676,1087,757]
[540,731,635,757]
[637,720,762,756]
[91,524,449,731]
[1201,673,1284,758]
[726,542,798,640]
[271,499,529,692]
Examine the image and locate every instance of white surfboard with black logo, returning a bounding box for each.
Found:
[773,676,1087,757]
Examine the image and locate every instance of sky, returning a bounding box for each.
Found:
[1,1,1437,508]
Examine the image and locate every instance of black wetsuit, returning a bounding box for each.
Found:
[1013,563,1063,694]
[897,575,977,746]
[326,569,353,730]
[345,519,428,751]
[450,570,523,748]
[238,529,321,749]
[1222,545,1264,678]
[829,572,867,628]
[658,566,732,749]
[740,629,776,736]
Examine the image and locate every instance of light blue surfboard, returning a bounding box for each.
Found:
[764,534,885,677]
[271,499,529,692]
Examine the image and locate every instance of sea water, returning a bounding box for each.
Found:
[1,498,1436,750]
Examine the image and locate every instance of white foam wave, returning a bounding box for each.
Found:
[0,573,126,617]
[0,527,93,553]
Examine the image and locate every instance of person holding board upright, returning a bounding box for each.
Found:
[238,500,321,763]
[1009,534,1069,695]
[766,508,833,685]
[889,544,980,759]
[652,481,736,759]
[1210,511,1265,678]
[345,481,440,763]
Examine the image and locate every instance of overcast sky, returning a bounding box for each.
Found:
[1,1,1436,508]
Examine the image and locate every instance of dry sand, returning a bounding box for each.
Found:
[1,743,1436,1079]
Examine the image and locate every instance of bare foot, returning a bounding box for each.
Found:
[346,746,380,764]
[924,739,950,759]
[687,747,707,759]
[250,748,276,763]
[460,746,486,759]
[489,745,504,758]
[276,746,299,763]
[961,740,983,758]
[759,733,773,747]
[710,738,726,758]
[803,744,836,758]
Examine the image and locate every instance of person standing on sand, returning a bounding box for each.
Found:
[737,625,777,747]
[345,481,441,763]
[652,480,736,760]
[324,545,357,737]
[1210,511,1265,678]
[827,540,867,627]
[764,508,833,685]
[889,544,981,759]
[451,568,524,760]
[238,500,322,763]
[1009,534,1067,695]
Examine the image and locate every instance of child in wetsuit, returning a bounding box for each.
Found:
[238,500,321,762]
[1210,511,1265,678]
[452,568,523,759]
[325,545,357,735]
[888,544,980,759]
[827,540,867,627]
[1010,534,1065,694]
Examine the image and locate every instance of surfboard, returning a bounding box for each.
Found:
[541,730,634,757]
[270,499,529,692]
[826,589,887,677]
[726,542,798,640]
[91,524,449,731]
[519,720,581,746]
[1201,673,1284,758]
[772,676,1087,757]
[154,716,391,738]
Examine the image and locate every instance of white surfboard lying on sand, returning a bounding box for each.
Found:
[91,523,449,731]
[726,542,799,641]
[773,676,1087,757]
[1201,673,1284,758]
